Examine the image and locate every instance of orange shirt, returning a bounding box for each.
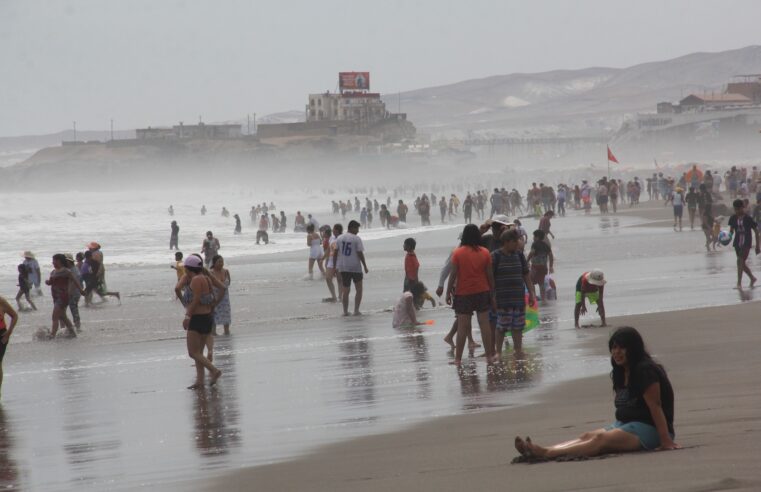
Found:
[404,252,419,281]
[451,245,492,295]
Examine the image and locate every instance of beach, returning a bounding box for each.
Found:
[203,302,761,492]
[2,194,761,491]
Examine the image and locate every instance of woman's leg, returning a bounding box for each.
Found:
[510,328,523,353]
[452,314,471,364]
[205,332,214,362]
[187,331,221,388]
[308,258,315,276]
[475,310,494,361]
[317,257,325,274]
[524,429,641,458]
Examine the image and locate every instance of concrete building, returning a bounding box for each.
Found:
[136,122,242,140]
[678,93,752,111]
[307,92,389,125]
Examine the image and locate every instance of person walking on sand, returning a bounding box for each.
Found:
[170,221,180,250]
[671,187,685,232]
[728,198,760,288]
[87,242,120,303]
[15,264,37,311]
[306,224,325,279]
[64,253,83,331]
[233,214,242,235]
[201,231,220,267]
[0,296,19,400]
[46,254,86,339]
[210,255,232,335]
[685,187,699,230]
[445,224,496,365]
[574,269,607,329]
[515,327,678,459]
[180,255,223,389]
[334,220,369,316]
[538,210,555,241]
[322,224,342,303]
[492,229,535,355]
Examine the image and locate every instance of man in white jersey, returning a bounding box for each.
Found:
[323,223,343,303]
[334,220,369,316]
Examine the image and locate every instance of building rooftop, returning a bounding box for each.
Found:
[684,93,752,103]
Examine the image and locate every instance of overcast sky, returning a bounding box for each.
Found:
[1,0,760,136]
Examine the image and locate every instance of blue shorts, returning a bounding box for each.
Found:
[605,421,674,450]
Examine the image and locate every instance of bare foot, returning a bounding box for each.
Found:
[468,341,482,349]
[353,311,362,316]
[443,336,455,348]
[322,297,337,303]
[187,382,203,390]
[342,312,350,317]
[449,359,462,366]
[751,277,757,288]
[209,369,223,386]
[514,436,528,456]
[525,436,547,458]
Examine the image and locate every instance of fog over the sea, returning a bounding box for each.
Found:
[2,0,761,136]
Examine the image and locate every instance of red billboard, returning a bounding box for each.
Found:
[339,72,370,91]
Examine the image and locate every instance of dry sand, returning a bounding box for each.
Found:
[204,302,761,492]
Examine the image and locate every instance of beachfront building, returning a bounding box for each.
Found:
[136,122,242,140]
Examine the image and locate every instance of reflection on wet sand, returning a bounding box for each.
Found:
[339,328,376,413]
[396,327,431,400]
[191,337,242,462]
[0,406,20,491]
[58,360,122,486]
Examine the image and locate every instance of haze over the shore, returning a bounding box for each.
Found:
[3,0,761,137]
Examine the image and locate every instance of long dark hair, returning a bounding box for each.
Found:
[609,326,656,391]
[459,224,481,249]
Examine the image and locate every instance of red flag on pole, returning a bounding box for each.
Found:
[607,146,619,164]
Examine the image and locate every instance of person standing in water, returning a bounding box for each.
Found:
[179,255,222,389]
[257,214,270,244]
[0,296,19,400]
[201,231,220,268]
[15,264,37,311]
[64,253,83,332]
[322,223,342,303]
[574,269,607,329]
[201,205,207,216]
[170,221,180,250]
[22,252,42,296]
[306,224,325,279]
[728,198,760,288]
[168,205,174,216]
[279,211,287,232]
[210,255,232,335]
[334,220,369,316]
[233,214,242,235]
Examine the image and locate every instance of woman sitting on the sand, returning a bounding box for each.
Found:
[515,327,679,459]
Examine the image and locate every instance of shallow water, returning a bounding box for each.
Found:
[1,195,757,490]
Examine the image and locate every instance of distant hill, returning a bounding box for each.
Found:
[390,45,761,138]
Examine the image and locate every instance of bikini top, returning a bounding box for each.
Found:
[185,277,215,306]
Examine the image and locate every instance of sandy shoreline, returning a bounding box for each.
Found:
[202,302,761,492]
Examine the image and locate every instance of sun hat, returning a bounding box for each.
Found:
[64,253,75,263]
[183,255,203,268]
[587,269,607,286]
[22,251,35,259]
[491,214,511,226]
[87,241,101,250]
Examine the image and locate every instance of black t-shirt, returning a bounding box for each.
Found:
[530,240,551,266]
[729,214,757,250]
[614,361,675,435]
[685,191,698,209]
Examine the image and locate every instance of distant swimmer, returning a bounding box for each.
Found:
[221,207,230,218]
[574,269,607,329]
[0,295,19,399]
[67,212,77,218]
[201,205,207,216]
[170,220,180,250]
[233,214,242,235]
[279,211,287,232]
[270,214,280,232]
[178,255,222,389]
[294,211,306,232]
[168,205,174,216]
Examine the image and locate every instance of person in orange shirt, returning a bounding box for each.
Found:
[446,224,496,365]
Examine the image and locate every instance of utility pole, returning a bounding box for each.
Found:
[247,114,250,135]
[110,118,114,141]
[253,112,256,134]
[73,121,77,142]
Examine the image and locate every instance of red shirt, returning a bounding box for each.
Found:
[451,245,492,295]
[404,252,419,281]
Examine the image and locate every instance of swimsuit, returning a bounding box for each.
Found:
[309,237,323,259]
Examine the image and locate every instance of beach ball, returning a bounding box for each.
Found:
[718,230,732,246]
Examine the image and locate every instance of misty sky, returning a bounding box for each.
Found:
[2,0,761,137]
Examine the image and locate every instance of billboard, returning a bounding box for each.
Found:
[339,72,370,91]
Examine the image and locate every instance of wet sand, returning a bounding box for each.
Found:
[204,302,761,492]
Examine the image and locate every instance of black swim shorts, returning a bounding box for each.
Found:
[0,330,7,363]
[188,313,214,335]
[340,272,363,287]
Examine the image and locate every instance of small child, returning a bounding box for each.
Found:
[171,251,185,280]
[392,281,427,328]
[403,237,419,292]
[15,263,37,311]
[711,217,723,250]
[543,274,557,301]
